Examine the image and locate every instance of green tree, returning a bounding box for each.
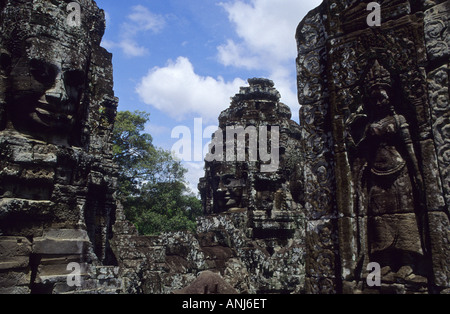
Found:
[112,110,202,235]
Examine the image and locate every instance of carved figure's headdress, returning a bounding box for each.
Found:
[364,59,393,90]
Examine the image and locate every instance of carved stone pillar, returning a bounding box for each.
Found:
[0,0,119,293]
[297,0,449,294]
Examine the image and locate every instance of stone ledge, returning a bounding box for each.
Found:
[33,229,90,255]
[0,237,32,259]
[0,257,29,270]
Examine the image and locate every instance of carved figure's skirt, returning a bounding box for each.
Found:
[369,213,423,256]
[368,166,415,216]
[368,167,423,256]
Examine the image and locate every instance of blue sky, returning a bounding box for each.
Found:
[95,0,322,193]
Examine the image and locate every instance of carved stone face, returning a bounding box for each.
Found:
[367,86,391,112]
[6,36,88,146]
[213,166,246,212]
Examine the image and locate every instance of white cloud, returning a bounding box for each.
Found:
[136,56,246,123]
[103,5,165,57]
[103,11,111,27]
[271,71,299,122]
[219,0,320,66]
[145,123,171,137]
[124,5,166,35]
[217,39,260,70]
[218,0,322,116]
[183,162,205,195]
[102,39,149,58]
[119,40,149,58]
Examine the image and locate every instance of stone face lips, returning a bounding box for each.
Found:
[0,0,120,294]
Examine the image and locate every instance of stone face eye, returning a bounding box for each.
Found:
[223,177,232,186]
[64,70,85,87]
[0,53,11,72]
[30,59,58,86]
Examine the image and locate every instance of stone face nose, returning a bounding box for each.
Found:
[45,73,69,104]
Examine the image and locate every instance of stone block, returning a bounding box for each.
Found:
[0,257,29,270]
[33,229,90,255]
[0,237,31,259]
[428,211,450,289]
[0,269,31,289]
[0,237,31,271]
[424,2,449,61]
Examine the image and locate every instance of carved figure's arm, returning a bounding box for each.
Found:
[345,109,369,148]
[396,114,424,193]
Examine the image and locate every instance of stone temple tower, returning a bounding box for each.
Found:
[296,0,449,294]
[0,0,120,293]
[199,78,305,255]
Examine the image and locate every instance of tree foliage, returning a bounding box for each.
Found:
[112,111,202,235]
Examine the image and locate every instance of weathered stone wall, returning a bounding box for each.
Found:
[0,0,120,294]
[112,205,305,294]
[296,0,449,294]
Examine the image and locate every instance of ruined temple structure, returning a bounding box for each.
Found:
[296,0,449,294]
[112,79,306,294]
[1,0,449,295]
[0,0,120,293]
[199,78,304,253]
